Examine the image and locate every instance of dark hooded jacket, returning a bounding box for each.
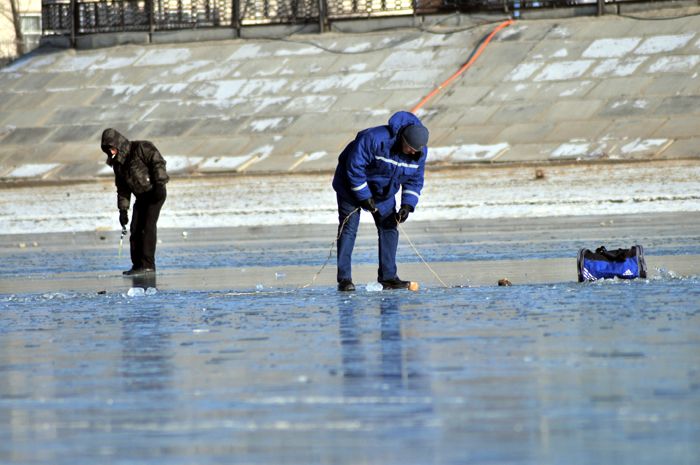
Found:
[101,128,169,211]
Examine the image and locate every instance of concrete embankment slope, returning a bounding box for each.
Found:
[0,8,699,183]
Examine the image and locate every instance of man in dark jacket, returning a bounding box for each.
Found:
[101,128,169,276]
[332,111,429,291]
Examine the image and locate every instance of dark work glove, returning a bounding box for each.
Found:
[152,183,167,201]
[119,209,129,227]
[396,204,414,223]
[359,197,377,213]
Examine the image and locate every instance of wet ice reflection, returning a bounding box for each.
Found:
[1,280,699,464]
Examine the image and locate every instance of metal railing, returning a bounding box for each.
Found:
[41,0,662,38]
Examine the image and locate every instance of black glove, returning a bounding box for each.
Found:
[396,204,413,223]
[119,209,129,227]
[152,183,167,201]
[359,197,377,213]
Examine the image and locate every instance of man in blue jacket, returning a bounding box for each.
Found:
[332,111,429,291]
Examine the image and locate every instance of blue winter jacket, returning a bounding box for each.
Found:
[332,111,428,217]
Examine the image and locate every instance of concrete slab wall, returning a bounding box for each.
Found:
[1,6,699,182]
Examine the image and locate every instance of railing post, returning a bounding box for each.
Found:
[318,0,327,33]
[232,0,240,36]
[149,0,155,33]
[70,0,78,47]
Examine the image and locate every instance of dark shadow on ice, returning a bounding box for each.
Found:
[337,295,430,396]
[120,304,173,395]
[129,273,157,290]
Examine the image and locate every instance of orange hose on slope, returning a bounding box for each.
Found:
[411,19,514,114]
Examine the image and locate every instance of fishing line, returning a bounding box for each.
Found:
[300,207,360,289]
[397,221,450,288]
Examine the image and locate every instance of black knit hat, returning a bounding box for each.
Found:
[402,125,429,151]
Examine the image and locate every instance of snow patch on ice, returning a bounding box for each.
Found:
[552,48,568,58]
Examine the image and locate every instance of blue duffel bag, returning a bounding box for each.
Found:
[577,245,648,282]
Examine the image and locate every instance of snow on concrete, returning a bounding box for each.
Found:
[172,60,212,75]
[227,44,268,61]
[647,56,700,74]
[273,46,322,57]
[591,57,647,78]
[291,73,377,93]
[551,142,590,159]
[6,163,60,178]
[21,54,60,72]
[198,155,252,172]
[248,117,292,132]
[634,33,695,55]
[442,143,509,162]
[620,138,669,155]
[505,62,543,81]
[583,38,641,58]
[558,81,591,97]
[611,99,648,110]
[164,156,204,173]
[92,54,143,70]
[3,162,699,234]
[240,78,288,98]
[379,51,436,70]
[195,80,246,100]
[189,63,240,82]
[284,95,337,113]
[53,53,105,72]
[135,48,192,66]
[534,60,593,81]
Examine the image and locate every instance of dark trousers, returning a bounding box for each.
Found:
[130,188,166,270]
[336,195,399,283]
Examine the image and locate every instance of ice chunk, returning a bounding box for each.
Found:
[275,272,286,280]
[145,287,157,295]
[366,282,383,292]
[127,287,145,297]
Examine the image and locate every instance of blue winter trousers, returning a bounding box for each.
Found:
[336,194,398,283]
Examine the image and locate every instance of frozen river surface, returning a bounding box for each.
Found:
[2,277,700,464]
[1,161,700,464]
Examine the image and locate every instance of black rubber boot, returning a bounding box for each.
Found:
[337,279,356,291]
[379,277,410,290]
[123,267,144,276]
